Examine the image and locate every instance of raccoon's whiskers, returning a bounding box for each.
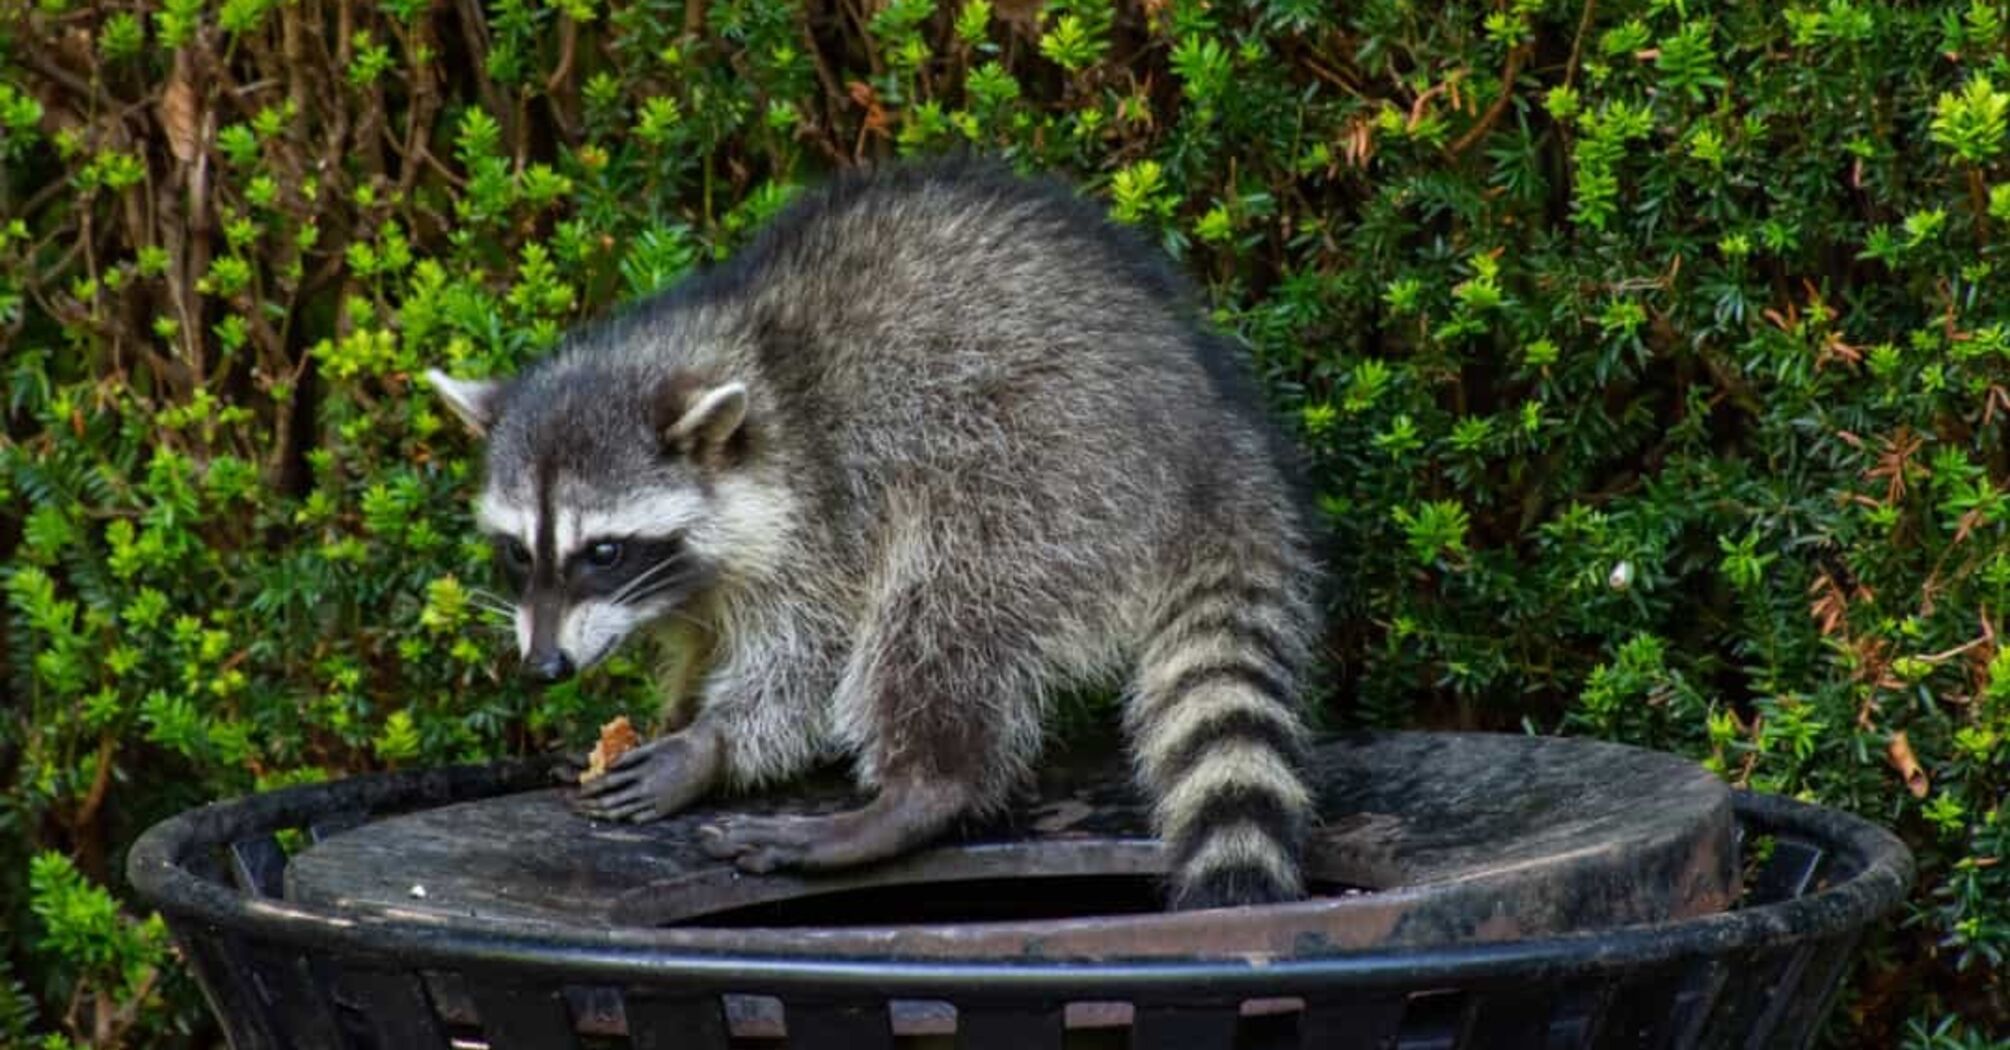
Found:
[469,595,516,619]
[618,574,702,616]
[608,556,687,606]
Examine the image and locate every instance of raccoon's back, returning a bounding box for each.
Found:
[729,167,1264,492]
[725,163,1206,402]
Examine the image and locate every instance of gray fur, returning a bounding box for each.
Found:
[442,158,1324,909]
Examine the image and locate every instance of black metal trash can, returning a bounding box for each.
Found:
[128,739,1912,1050]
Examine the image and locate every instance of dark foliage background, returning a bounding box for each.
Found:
[3,0,2007,1044]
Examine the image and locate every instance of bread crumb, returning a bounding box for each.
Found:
[579,715,640,783]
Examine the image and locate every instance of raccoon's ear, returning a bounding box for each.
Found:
[661,381,749,453]
[425,369,506,436]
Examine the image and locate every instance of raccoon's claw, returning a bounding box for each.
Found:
[592,794,663,823]
[698,780,972,874]
[572,772,682,823]
[570,732,720,823]
[696,815,822,873]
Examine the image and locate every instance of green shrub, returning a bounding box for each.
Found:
[2,0,2006,1042]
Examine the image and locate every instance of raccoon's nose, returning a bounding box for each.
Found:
[523,651,575,683]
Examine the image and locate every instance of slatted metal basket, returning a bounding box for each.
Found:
[128,754,1912,1050]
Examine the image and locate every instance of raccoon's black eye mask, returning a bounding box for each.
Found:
[571,536,693,602]
[487,532,694,601]
[490,534,532,589]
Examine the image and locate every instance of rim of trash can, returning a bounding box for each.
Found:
[127,759,1914,997]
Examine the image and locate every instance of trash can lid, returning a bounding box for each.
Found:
[285,732,1736,960]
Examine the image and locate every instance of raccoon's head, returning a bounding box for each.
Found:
[426,362,784,682]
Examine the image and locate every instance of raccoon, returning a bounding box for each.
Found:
[427,158,1323,909]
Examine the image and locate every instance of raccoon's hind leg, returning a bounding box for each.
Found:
[1128,545,1318,909]
[699,584,1041,874]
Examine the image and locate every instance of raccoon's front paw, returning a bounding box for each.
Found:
[696,814,834,874]
[572,730,720,823]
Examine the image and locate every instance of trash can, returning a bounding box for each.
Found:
[128,732,1912,1049]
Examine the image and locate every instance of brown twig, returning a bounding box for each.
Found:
[1302,55,1367,101]
[454,0,509,122]
[543,15,582,143]
[546,13,578,96]
[283,0,308,114]
[844,0,884,78]
[1447,44,1528,157]
[69,732,117,883]
[72,733,116,832]
[17,48,107,103]
[1564,0,1597,90]
[398,17,444,197]
[799,9,848,138]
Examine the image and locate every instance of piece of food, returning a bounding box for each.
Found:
[579,715,639,784]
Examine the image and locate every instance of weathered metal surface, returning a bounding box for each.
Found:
[285,732,1738,960]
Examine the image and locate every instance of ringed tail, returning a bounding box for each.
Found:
[1128,559,1315,910]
